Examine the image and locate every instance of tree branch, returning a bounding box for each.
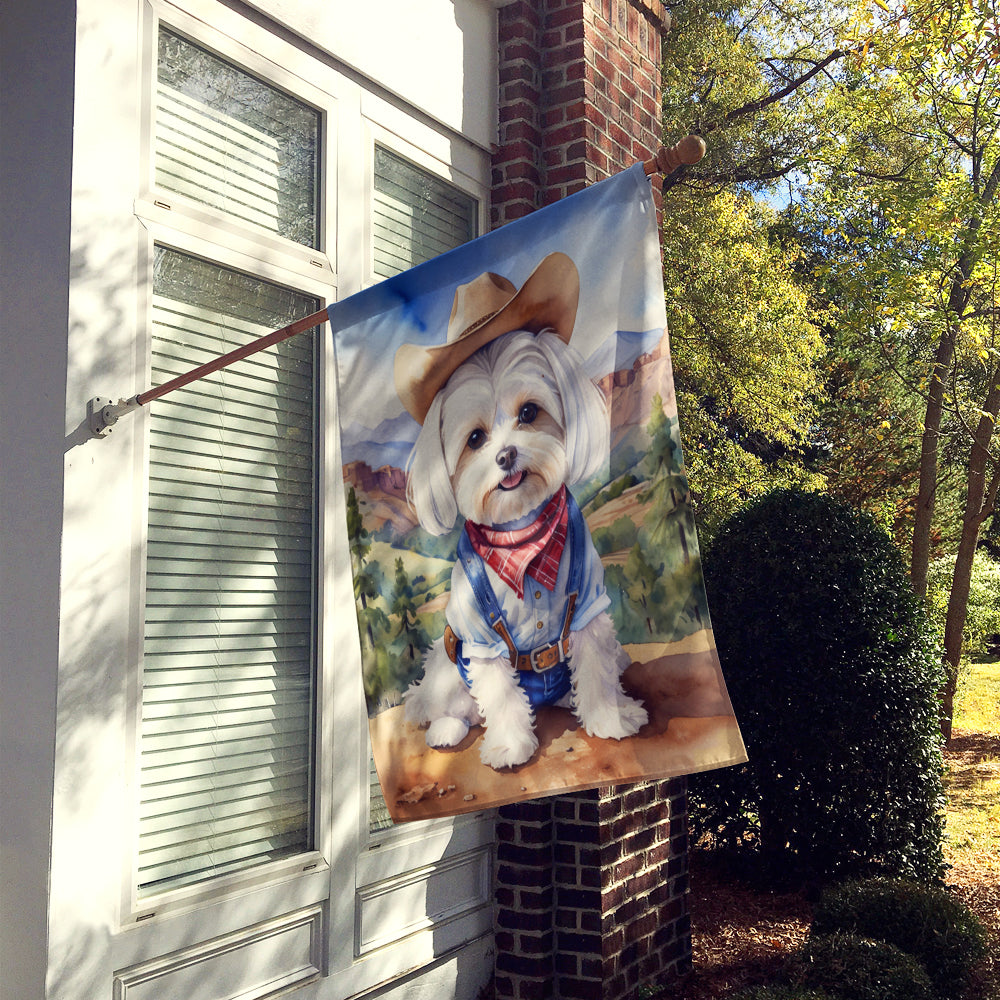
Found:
[705,49,847,132]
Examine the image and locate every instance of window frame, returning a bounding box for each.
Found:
[125,0,341,929]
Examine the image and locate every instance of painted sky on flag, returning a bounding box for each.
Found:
[328,164,666,438]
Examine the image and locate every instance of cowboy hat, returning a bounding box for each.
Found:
[394,252,580,423]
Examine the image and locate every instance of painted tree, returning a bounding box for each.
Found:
[390,556,430,665]
[346,485,388,655]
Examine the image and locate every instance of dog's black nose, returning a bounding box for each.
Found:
[496,446,517,471]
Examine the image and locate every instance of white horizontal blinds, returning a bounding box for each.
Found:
[368,149,478,833]
[372,145,477,280]
[139,247,319,895]
[156,28,320,248]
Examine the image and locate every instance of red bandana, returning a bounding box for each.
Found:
[466,485,569,599]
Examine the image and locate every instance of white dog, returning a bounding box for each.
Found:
[395,253,647,770]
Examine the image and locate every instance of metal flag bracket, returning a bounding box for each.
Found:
[86,135,704,440]
[88,395,141,438]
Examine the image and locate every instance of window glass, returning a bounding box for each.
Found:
[138,246,318,895]
[372,146,477,279]
[156,27,321,248]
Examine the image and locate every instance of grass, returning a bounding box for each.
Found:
[941,659,1000,1000]
[945,660,1000,868]
[955,658,1000,732]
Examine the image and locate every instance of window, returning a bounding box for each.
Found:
[372,145,477,278]
[155,28,320,247]
[139,248,319,895]
[136,26,323,898]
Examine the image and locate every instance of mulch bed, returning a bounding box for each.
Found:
[667,733,1000,999]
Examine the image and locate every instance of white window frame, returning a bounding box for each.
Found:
[124,0,338,927]
[111,0,495,992]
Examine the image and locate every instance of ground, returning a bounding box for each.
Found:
[669,729,1000,999]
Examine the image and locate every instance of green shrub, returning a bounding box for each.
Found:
[811,878,988,999]
[692,489,946,882]
[927,550,1000,659]
[792,933,934,1000]
[732,987,838,1000]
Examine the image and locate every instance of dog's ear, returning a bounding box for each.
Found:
[406,392,459,535]
[536,332,609,485]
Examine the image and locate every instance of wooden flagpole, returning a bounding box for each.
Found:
[88,136,705,437]
[642,134,706,177]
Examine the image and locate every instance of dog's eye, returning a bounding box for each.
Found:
[467,428,487,450]
[518,402,539,425]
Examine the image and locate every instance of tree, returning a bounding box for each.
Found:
[801,0,1000,735]
[658,2,850,533]
[661,187,827,533]
[661,0,853,196]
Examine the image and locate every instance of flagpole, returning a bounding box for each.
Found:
[642,134,706,176]
[88,136,704,437]
[88,307,330,437]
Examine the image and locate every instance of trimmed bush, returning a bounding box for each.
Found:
[792,933,934,1000]
[692,489,946,882]
[812,878,988,998]
[732,987,837,1000]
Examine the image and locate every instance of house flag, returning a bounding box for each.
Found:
[330,164,746,822]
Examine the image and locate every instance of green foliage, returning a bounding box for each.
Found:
[389,557,431,666]
[927,550,1000,659]
[732,988,836,1000]
[692,488,947,882]
[590,516,639,557]
[811,878,988,999]
[791,934,934,1000]
[590,473,639,511]
[663,187,827,536]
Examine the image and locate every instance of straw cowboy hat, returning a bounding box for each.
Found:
[394,252,580,423]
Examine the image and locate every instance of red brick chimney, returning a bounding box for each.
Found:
[490,4,692,999]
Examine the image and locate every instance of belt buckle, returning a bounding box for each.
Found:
[530,640,560,673]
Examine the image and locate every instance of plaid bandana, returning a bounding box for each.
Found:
[465,485,569,599]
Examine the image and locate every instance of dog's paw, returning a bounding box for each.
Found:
[426,716,470,748]
[479,730,538,770]
[579,697,648,741]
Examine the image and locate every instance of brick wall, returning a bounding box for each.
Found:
[492,0,668,227]
[490,4,692,998]
[494,782,691,1000]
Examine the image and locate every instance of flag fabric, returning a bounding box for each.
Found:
[330,164,746,822]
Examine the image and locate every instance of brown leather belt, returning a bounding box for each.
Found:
[444,591,578,673]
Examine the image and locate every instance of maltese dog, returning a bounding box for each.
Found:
[395,254,647,770]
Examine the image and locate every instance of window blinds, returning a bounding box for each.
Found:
[155,28,320,249]
[138,248,319,895]
[372,146,477,280]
